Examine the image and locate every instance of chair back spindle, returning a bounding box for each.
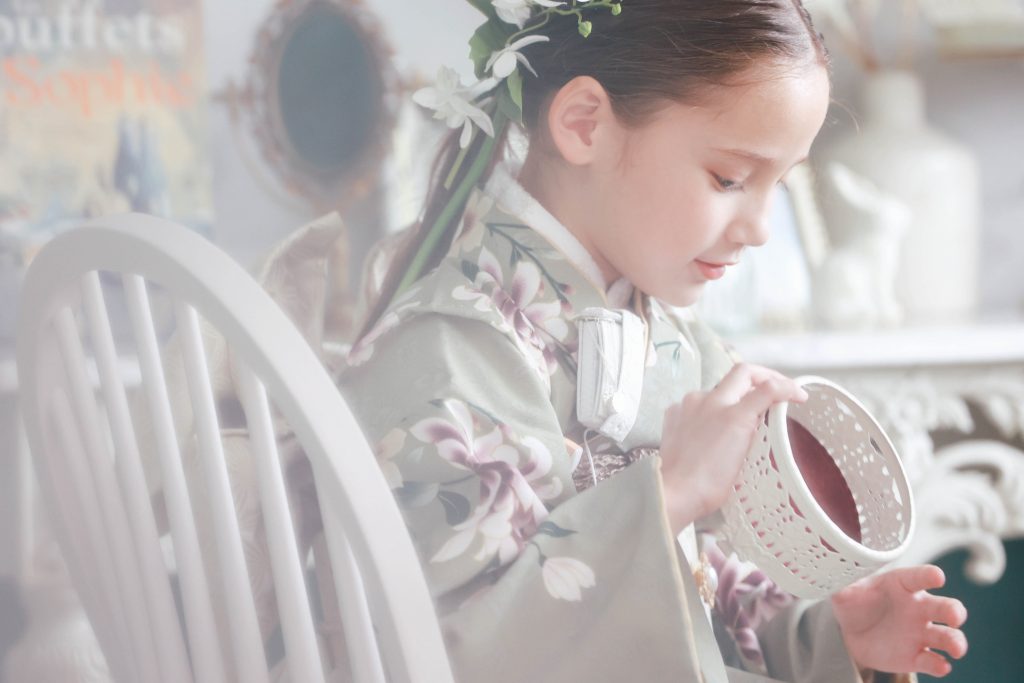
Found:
[17,214,454,682]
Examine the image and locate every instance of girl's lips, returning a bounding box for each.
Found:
[695,259,730,280]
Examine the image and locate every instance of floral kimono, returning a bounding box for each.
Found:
[339,165,887,683]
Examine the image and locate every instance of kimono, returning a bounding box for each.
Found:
[340,164,899,683]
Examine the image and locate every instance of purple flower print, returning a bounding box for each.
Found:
[702,534,795,669]
[411,399,562,566]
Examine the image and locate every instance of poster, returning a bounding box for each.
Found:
[0,0,212,239]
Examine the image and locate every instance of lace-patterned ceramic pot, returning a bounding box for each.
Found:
[718,376,914,599]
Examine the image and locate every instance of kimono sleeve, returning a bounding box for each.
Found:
[756,601,917,683]
[756,600,862,682]
[341,313,709,683]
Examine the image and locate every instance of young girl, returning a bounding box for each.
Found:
[341,1,968,681]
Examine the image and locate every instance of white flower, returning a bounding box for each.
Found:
[413,66,496,148]
[541,556,596,601]
[492,0,565,29]
[486,34,550,78]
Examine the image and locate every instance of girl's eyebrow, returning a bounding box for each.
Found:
[715,148,775,164]
[714,148,809,169]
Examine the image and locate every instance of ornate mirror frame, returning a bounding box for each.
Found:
[218,0,400,212]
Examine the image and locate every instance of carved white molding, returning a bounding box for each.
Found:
[828,367,1024,476]
[901,440,1024,583]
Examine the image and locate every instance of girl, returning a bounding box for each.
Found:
[341,1,968,681]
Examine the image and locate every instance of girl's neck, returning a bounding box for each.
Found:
[517,150,621,286]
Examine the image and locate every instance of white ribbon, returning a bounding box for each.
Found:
[575,307,646,444]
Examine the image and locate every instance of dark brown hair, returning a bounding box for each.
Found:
[358,0,828,337]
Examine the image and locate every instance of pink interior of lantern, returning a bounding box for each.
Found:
[776,417,862,543]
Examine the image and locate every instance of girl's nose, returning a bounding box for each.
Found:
[728,191,775,247]
[728,210,771,247]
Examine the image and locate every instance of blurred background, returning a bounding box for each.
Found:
[0,0,1022,680]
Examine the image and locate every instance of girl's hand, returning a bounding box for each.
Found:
[659,362,807,534]
[831,565,968,678]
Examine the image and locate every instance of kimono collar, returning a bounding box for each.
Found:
[484,164,635,309]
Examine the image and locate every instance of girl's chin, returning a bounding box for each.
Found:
[651,282,704,308]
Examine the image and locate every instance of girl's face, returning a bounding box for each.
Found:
[584,63,831,306]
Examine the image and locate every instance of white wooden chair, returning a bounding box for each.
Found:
[15,213,454,683]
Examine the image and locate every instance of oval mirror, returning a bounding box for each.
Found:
[245,0,398,209]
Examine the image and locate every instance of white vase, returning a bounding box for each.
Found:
[816,70,980,322]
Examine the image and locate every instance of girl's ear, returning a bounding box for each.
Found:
[545,76,619,166]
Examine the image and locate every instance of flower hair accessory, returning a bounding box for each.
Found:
[395,0,624,297]
[416,0,624,150]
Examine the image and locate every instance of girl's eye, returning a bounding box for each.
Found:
[713,173,743,192]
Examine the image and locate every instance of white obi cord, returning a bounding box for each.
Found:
[575,307,647,444]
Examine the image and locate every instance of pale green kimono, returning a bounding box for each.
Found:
[340,167,880,683]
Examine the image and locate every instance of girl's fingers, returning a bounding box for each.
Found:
[713,363,787,403]
[928,596,968,628]
[925,623,968,659]
[914,649,953,678]
[894,565,946,593]
[731,377,806,419]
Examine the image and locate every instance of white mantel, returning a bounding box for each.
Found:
[729,317,1024,371]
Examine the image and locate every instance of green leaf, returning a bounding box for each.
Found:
[537,521,577,538]
[469,19,509,80]
[438,491,472,525]
[507,69,524,112]
[495,86,523,126]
